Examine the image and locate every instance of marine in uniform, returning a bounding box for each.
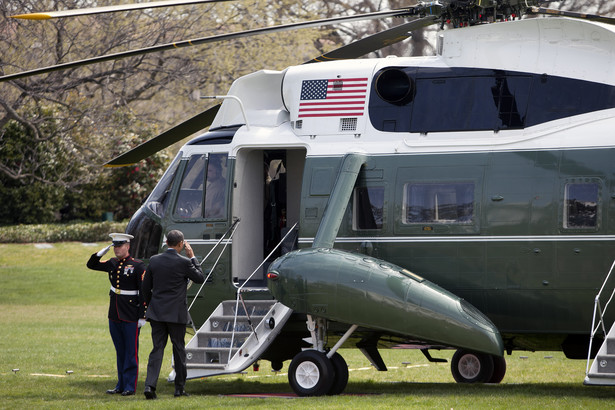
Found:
[86,233,147,396]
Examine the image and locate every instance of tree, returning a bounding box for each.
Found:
[0,0,327,224]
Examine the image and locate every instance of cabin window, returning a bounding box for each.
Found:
[370,67,615,133]
[353,186,384,230]
[174,155,206,219]
[410,76,530,132]
[411,77,499,132]
[564,182,599,229]
[145,155,181,218]
[204,153,228,219]
[403,182,474,224]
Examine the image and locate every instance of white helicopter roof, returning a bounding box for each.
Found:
[203,17,615,157]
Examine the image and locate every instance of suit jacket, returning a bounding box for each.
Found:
[142,248,205,324]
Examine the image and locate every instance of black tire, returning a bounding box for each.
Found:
[488,355,506,383]
[451,349,494,383]
[327,352,349,395]
[288,350,335,396]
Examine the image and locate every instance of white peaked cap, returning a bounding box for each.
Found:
[109,233,134,244]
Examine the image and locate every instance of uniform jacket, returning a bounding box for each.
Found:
[142,248,205,324]
[87,253,147,322]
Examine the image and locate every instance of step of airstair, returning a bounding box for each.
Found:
[180,299,293,380]
[585,323,615,386]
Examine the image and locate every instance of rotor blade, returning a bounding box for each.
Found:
[11,0,232,20]
[528,7,615,25]
[0,8,413,82]
[305,15,438,64]
[104,104,220,167]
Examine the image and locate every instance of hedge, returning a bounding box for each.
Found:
[0,221,128,243]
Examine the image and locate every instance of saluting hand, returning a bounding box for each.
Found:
[96,244,112,257]
[184,241,195,259]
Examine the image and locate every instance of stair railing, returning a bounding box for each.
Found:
[228,222,298,359]
[586,258,615,377]
[188,218,241,312]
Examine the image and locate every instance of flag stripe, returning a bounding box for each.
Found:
[299,112,365,117]
[300,101,365,106]
[300,107,366,111]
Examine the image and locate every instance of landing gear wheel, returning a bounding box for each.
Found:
[327,352,349,395]
[288,350,335,396]
[451,349,494,383]
[488,355,506,383]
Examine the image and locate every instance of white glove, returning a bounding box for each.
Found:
[96,244,112,257]
[138,319,147,328]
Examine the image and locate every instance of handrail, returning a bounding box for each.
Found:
[586,258,615,376]
[237,222,298,293]
[228,222,298,359]
[199,218,241,267]
[187,218,241,312]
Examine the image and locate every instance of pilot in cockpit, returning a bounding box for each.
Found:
[204,159,226,219]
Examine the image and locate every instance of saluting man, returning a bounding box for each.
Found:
[87,233,147,396]
[142,230,204,399]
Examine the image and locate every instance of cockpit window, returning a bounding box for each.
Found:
[204,153,228,219]
[174,155,206,219]
[145,155,181,218]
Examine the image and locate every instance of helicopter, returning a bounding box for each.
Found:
[4,0,615,396]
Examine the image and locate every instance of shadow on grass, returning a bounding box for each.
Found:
[343,380,615,399]
[191,378,615,401]
[8,375,610,404]
[73,378,615,399]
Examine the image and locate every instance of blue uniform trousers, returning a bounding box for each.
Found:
[109,320,140,393]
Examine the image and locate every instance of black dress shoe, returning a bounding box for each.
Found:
[106,388,122,394]
[121,390,135,396]
[144,386,157,400]
[174,389,190,397]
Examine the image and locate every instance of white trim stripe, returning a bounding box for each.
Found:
[185,239,233,245]
[185,236,615,246]
[299,235,615,243]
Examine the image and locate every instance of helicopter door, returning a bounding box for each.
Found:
[232,148,305,287]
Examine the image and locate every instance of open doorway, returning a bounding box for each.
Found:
[232,148,305,288]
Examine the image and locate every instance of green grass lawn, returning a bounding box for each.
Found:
[1,242,614,408]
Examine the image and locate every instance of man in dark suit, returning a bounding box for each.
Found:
[142,230,204,399]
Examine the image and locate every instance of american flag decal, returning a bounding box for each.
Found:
[299,77,368,118]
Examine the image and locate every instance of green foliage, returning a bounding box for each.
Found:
[0,108,73,224]
[0,181,64,224]
[0,107,168,224]
[0,221,127,243]
[0,0,329,226]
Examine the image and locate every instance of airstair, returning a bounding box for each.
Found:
[179,299,293,380]
[166,220,295,381]
[584,259,615,386]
